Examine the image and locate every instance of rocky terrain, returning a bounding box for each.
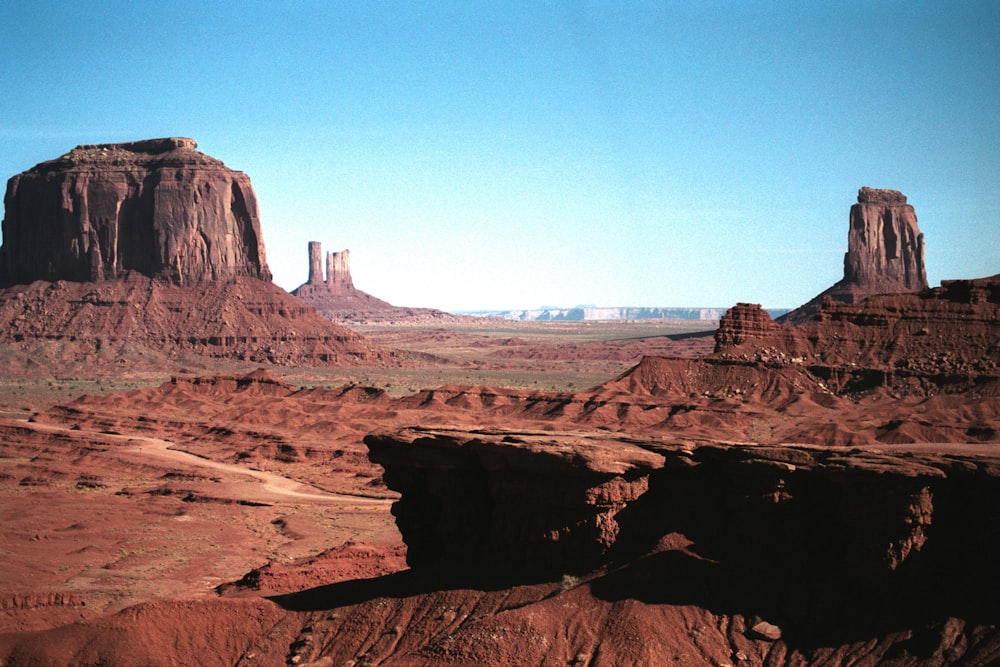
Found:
[0,163,997,666]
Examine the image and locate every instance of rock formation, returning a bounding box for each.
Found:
[0,137,271,287]
[366,426,1000,646]
[304,241,354,291]
[714,275,1000,394]
[0,139,391,366]
[292,241,454,323]
[326,248,354,291]
[780,187,928,324]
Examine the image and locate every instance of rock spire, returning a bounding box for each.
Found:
[779,187,928,324]
[291,241,453,323]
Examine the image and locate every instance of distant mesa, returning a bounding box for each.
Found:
[780,186,928,324]
[0,137,271,287]
[478,306,790,322]
[291,241,454,323]
[0,138,386,366]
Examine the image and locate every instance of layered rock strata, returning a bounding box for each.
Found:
[0,276,387,365]
[715,275,1000,394]
[781,187,928,324]
[366,427,1000,637]
[0,138,271,287]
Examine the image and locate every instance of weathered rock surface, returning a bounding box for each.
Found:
[366,427,1000,644]
[781,187,928,324]
[0,138,271,287]
[0,275,388,366]
[291,241,457,323]
[715,274,1000,395]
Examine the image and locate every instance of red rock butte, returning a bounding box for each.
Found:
[0,139,388,365]
[780,186,928,324]
[0,137,271,287]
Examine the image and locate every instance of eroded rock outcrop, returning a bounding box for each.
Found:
[714,275,1000,395]
[781,187,928,324]
[292,241,455,323]
[0,138,271,287]
[0,140,394,366]
[366,427,1000,642]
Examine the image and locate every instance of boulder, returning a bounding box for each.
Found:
[0,138,271,287]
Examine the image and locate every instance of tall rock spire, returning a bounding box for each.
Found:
[325,249,354,290]
[844,187,927,293]
[779,187,928,324]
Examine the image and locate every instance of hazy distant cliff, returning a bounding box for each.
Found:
[479,306,790,321]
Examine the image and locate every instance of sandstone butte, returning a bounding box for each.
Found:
[780,186,929,324]
[0,137,271,286]
[0,138,387,365]
[291,241,455,323]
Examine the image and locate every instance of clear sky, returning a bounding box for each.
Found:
[2,1,998,311]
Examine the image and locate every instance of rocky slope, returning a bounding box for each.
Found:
[0,276,387,366]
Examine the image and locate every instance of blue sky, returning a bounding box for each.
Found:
[2,1,998,311]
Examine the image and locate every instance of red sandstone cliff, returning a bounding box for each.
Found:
[0,138,271,287]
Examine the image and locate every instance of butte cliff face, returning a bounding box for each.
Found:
[780,187,928,324]
[0,137,271,287]
[844,187,927,293]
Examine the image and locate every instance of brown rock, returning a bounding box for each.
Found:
[780,187,928,324]
[0,138,271,287]
[307,241,323,285]
[844,187,926,293]
[715,274,1000,394]
[325,248,354,290]
[714,303,779,349]
[750,621,782,641]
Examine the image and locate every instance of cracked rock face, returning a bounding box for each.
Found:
[0,137,271,287]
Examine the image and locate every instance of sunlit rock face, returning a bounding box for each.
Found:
[0,137,271,287]
[780,186,928,324]
[844,187,927,293]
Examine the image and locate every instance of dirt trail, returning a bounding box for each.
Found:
[4,417,390,505]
